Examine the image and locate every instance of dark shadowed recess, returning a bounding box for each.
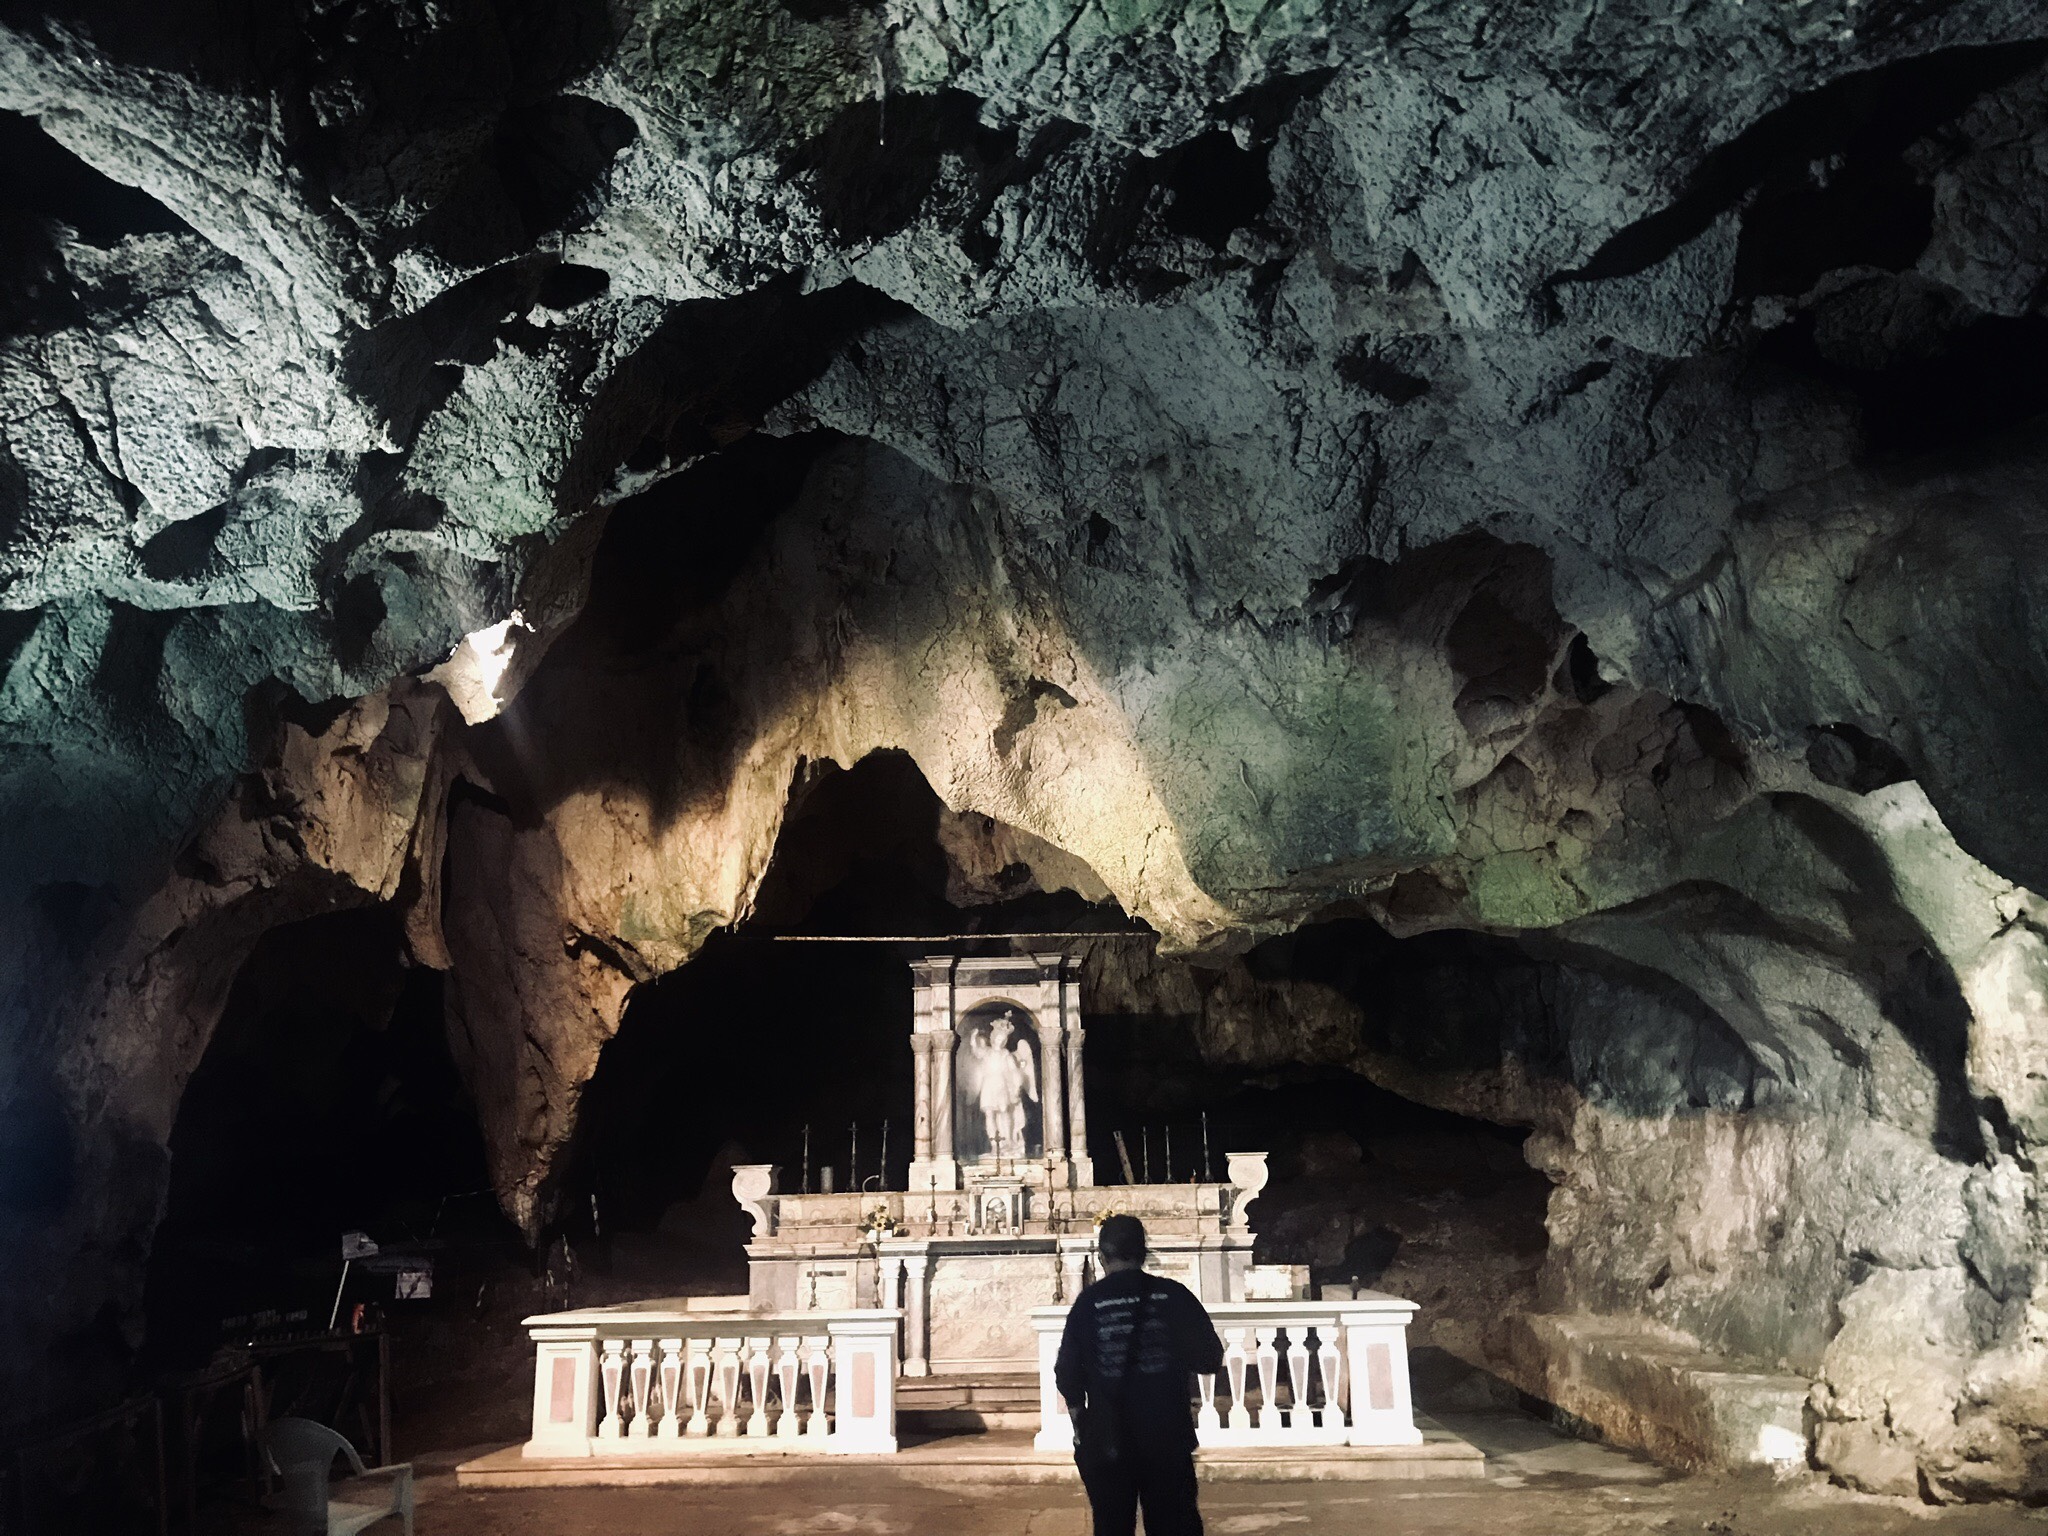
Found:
[555,283,912,527]
[462,429,846,824]
[784,88,1089,260]
[411,94,638,271]
[0,108,195,338]
[570,748,1551,1313]
[563,749,1134,1245]
[1757,305,2048,458]
[0,107,192,246]
[1560,39,2048,286]
[1,0,615,104]
[785,89,993,244]
[141,906,516,1375]
[1084,67,1331,292]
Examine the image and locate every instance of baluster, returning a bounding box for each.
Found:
[685,1339,712,1436]
[746,1337,772,1436]
[1316,1328,1345,1432]
[630,1340,655,1438]
[658,1338,683,1438]
[714,1337,744,1438]
[804,1336,832,1439]
[1285,1329,1310,1435]
[1196,1371,1220,1433]
[679,1343,712,1441]
[1255,1329,1281,1432]
[1225,1328,1251,1431]
[775,1337,803,1439]
[599,1339,627,1440]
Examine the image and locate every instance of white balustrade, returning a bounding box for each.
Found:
[522,1304,900,1458]
[1031,1295,1422,1452]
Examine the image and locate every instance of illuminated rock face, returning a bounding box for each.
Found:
[5,0,2048,1497]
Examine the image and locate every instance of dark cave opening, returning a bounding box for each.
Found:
[141,905,517,1379]
[564,748,1554,1388]
[0,107,194,248]
[561,748,1137,1278]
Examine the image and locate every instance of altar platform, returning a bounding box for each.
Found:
[456,1418,1487,1488]
[481,942,1471,1487]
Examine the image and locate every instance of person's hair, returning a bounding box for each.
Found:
[1098,1214,1148,1265]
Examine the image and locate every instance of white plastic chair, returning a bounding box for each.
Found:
[262,1417,413,1536]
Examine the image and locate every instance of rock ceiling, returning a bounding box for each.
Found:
[5,0,2048,1500]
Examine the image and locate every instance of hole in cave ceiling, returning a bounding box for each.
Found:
[1161,131,1274,252]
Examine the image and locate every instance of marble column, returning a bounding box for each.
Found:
[1035,954,1068,1173]
[1059,1242,1089,1305]
[1041,1024,1067,1174]
[933,1032,955,1170]
[1060,962,1094,1185]
[900,1253,931,1377]
[1064,1024,1089,1184]
[911,1034,933,1165]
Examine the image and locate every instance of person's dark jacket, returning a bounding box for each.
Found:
[1053,1268,1224,1456]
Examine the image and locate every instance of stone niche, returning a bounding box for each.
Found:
[908,951,1093,1192]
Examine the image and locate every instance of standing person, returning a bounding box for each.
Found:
[1055,1215,1224,1536]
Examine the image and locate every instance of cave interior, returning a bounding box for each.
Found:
[6,0,2048,1521]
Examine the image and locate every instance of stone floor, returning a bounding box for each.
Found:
[210,1410,2048,1534]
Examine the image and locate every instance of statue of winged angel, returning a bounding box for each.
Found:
[961,1011,1039,1159]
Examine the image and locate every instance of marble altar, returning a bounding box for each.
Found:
[735,947,1268,1374]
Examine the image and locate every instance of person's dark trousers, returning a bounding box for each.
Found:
[1077,1444,1202,1536]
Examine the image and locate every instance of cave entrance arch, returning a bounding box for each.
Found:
[143,905,508,1372]
[564,749,1135,1277]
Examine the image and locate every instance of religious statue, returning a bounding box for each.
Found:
[959,1010,1039,1160]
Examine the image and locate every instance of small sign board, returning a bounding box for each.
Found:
[394,1267,433,1301]
[342,1231,380,1260]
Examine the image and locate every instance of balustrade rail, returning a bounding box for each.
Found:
[1031,1296,1422,1451]
[521,1305,900,1458]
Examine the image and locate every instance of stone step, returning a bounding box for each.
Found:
[457,1418,1487,1488]
[898,1373,1044,1430]
[898,1374,1040,1405]
[1501,1312,1809,1472]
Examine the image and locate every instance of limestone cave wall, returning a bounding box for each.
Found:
[4,0,2048,1502]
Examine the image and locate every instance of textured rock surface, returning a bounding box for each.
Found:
[4,0,2048,1501]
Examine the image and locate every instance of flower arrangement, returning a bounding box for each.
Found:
[1091,1205,1123,1229]
[858,1204,900,1241]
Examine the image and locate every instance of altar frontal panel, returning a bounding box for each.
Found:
[926,1254,1055,1372]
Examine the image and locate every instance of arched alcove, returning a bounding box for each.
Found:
[141,906,514,1373]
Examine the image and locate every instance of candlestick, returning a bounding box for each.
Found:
[1202,1111,1212,1182]
[850,1121,859,1192]
[1164,1124,1174,1183]
[881,1119,890,1190]
[802,1123,811,1194]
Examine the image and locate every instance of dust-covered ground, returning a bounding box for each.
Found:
[206,1409,2048,1535]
